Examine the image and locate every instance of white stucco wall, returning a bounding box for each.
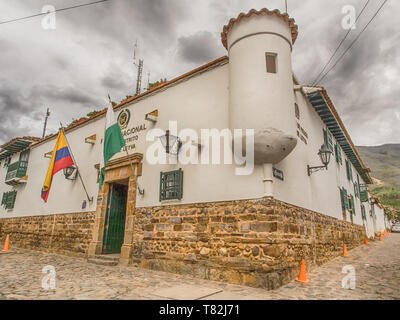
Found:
[0,13,372,229]
[0,61,371,229]
[0,116,104,217]
[272,89,369,226]
[364,203,377,238]
[374,204,386,234]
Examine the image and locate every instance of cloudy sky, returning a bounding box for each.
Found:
[0,0,399,146]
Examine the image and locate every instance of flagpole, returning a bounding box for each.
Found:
[107,95,141,194]
[60,123,93,203]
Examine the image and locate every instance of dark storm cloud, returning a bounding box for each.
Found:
[58,0,188,51]
[101,73,127,90]
[0,80,42,142]
[0,0,398,146]
[177,31,221,65]
[38,86,99,106]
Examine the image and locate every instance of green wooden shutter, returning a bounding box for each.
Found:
[159,169,183,201]
[1,192,6,206]
[323,129,333,151]
[335,144,342,165]
[359,184,369,202]
[3,157,10,167]
[335,144,339,163]
[354,183,359,198]
[159,172,164,202]
[176,169,183,200]
[346,160,353,181]
[340,188,348,211]
[328,131,333,151]
[349,195,355,215]
[3,190,17,209]
[349,163,353,181]
[361,205,366,220]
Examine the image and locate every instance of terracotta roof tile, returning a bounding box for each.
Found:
[221,8,298,50]
[0,136,40,149]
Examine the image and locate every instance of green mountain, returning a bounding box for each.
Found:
[357,144,400,210]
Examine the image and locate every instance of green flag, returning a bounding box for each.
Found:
[99,103,125,189]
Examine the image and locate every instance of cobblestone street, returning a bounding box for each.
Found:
[0,234,399,300]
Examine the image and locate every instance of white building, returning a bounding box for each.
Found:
[0,8,388,289]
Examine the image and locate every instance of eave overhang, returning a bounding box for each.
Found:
[0,149,12,161]
[306,88,372,184]
[0,137,39,160]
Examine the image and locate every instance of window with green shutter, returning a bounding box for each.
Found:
[1,192,6,207]
[323,129,333,152]
[346,160,353,181]
[354,182,359,198]
[348,194,355,215]
[359,184,369,202]
[361,205,366,220]
[1,191,17,210]
[340,188,348,211]
[160,169,183,201]
[3,157,11,167]
[335,144,342,165]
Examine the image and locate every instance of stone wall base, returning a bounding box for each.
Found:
[132,197,366,290]
[0,198,366,290]
[0,211,95,258]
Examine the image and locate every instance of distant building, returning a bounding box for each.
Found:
[0,8,388,289]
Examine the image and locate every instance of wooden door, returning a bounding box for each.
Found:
[102,183,127,254]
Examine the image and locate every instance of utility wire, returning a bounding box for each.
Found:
[317,0,389,84]
[311,0,371,86]
[0,0,112,25]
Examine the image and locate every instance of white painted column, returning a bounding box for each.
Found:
[263,163,273,197]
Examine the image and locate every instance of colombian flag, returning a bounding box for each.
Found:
[41,130,74,202]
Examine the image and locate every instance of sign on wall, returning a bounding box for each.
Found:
[273,167,284,181]
[117,109,147,152]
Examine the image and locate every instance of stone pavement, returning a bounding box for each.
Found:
[0,234,399,300]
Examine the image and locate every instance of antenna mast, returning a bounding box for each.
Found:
[42,108,50,138]
[133,41,144,96]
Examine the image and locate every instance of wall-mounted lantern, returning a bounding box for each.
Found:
[159,130,182,155]
[307,144,332,176]
[63,166,78,180]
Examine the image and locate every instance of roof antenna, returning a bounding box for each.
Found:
[133,41,144,96]
[285,0,288,13]
[42,108,50,138]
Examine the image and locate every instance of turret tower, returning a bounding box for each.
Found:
[222,8,299,196]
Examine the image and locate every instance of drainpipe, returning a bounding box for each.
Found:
[263,163,273,197]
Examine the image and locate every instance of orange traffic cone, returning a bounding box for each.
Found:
[295,259,309,283]
[379,233,382,241]
[364,237,368,245]
[343,244,348,257]
[1,234,10,253]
